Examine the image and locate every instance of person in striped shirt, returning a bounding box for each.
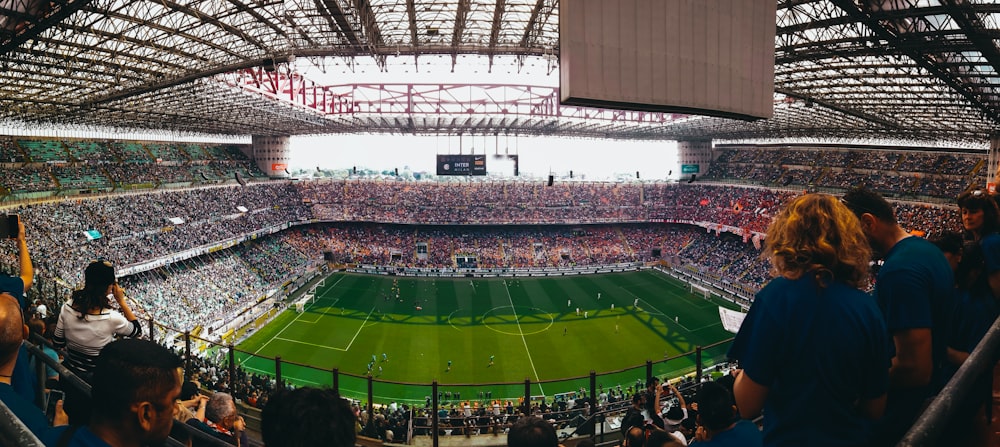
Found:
[54,259,141,424]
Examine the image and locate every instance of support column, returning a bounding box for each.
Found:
[676,140,713,182]
[988,134,1000,191]
[251,135,292,178]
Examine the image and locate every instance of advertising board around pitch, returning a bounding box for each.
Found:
[437,154,487,176]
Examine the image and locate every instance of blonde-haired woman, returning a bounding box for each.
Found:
[727,194,889,447]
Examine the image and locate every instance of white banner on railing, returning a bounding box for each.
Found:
[719,307,747,334]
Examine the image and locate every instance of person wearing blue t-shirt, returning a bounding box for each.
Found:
[690,382,761,447]
[730,193,888,446]
[939,190,1000,445]
[0,217,37,403]
[42,339,182,447]
[0,292,64,441]
[842,187,955,446]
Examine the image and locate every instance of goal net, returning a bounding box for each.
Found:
[690,284,712,300]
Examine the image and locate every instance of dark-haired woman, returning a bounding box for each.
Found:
[944,189,1000,446]
[53,260,141,424]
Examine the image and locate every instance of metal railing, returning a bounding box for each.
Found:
[0,397,43,446]
[898,313,1000,446]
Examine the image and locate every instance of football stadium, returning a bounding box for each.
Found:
[0,1,999,446]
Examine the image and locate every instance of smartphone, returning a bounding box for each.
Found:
[45,389,64,421]
[0,215,18,239]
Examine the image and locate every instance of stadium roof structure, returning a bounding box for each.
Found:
[1,0,1000,144]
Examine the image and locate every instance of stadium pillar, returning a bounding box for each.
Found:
[990,134,1000,189]
[251,135,291,178]
[695,347,703,383]
[184,331,192,378]
[645,360,653,382]
[432,381,439,447]
[275,356,283,390]
[589,370,597,440]
[332,368,340,394]
[367,376,374,420]
[523,379,531,415]
[228,345,236,390]
[676,140,712,180]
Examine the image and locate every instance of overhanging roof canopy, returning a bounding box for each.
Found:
[0,0,998,143]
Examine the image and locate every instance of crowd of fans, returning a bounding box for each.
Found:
[705,146,980,200]
[17,182,309,285]
[0,137,264,193]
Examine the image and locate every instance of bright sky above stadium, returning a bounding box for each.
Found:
[288,55,680,180]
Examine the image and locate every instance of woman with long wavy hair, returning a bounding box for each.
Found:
[727,193,889,447]
[53,259,141,424]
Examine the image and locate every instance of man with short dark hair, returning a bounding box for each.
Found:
[43,338,183,447]
[507,415,561,447]
[621,393,645,438]
[689,382,761,446]
[842,187,954,446]
[261,387,357,447]
[643,377,663,429]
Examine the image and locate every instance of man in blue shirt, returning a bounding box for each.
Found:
[842,187,955,446]
[43,339,183,447]
[690,382,761,447]
[0,292,55,440]
[1,218,37,403]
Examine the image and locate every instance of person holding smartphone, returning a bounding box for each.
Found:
[3,217,37,404]
[54,259,142,424]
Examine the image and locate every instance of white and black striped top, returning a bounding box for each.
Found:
[52,300,142,376]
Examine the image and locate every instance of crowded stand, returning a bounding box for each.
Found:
[705,146,982,200]
[0,136,26,163]
[18,139,69,163]
[0,178,962,352]
[0,138,266,195]
[64,140,115,163]
[107,141,151,162]
[18,182,310,286]
[0,165,58,193]
[233,236,312,285]
[120,252,275,332]
[3,179,965,318]
[51,164,113,190]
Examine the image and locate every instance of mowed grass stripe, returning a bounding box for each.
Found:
[235,271,735,403]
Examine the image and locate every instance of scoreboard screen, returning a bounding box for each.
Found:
[437,154,487,176]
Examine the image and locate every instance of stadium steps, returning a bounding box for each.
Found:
[141,144,157,161]
[970,159,985,177]
[891,154,904,172]
[614,227,634,256]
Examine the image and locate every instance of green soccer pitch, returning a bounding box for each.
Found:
[234,270,739,404]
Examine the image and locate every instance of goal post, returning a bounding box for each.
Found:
[690,284,711,300]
